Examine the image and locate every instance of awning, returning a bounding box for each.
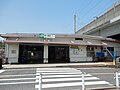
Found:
[4,40,107,46]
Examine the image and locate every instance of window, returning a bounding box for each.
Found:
[11,50,16,54]
[75,38,83,40]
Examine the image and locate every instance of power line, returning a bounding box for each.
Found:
[81,0,104,18]
[77,0,104,28]
[77,0,117,29]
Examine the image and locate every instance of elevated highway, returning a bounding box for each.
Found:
[76,1,120,40]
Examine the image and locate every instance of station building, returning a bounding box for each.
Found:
[0,33,120,64]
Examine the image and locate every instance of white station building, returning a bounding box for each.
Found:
[0,33,120,64]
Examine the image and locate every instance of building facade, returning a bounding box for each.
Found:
[1,33,120,64]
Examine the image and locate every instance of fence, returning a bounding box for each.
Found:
[115,72,120,88]
[0,72,88,90]
[35,72,86,90]
[1,71,120,90]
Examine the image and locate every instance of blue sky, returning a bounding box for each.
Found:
[0,0,118,34]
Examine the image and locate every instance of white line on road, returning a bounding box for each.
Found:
[35,81,110,88]
[0,70,5,73]
[0,78,36,81]
[77,68,114,70]
[36,70,81,73]
[0,74,36,78]
[0,81,37,85]
[38,74,92,78]
[36,72,82,75]
[36,77,99,82]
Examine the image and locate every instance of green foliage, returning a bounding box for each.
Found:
[0,42,5,48]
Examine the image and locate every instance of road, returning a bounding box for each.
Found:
[0,67,120,90]
[77,68,120,89]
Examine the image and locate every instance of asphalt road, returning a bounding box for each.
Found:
[0,67,120,90]
[77,68,120,89]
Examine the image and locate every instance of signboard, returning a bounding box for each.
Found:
[45,35,55,38]
[39,33,45,38]
[39,34,55,39]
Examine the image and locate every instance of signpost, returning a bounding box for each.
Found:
[113,51,116,65]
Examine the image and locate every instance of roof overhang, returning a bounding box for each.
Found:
[4,40,107,46]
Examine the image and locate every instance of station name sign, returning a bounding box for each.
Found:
[39,33,55,39]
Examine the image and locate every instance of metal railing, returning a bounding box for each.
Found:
[35,72,86,90]
[115,72,120,88]
[0,72,86,90]
[2,71,120,90]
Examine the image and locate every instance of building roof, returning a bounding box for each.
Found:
[0,33,109,40]
[4,40,107,46]
[1,33,120,45]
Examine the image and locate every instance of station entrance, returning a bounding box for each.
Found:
[48,46,70,63]
[19,44,44,64]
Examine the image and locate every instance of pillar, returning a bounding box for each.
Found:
[43,45,48,63]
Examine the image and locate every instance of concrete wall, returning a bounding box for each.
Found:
[70,46,87,62]
[104,41,120,56]
[88,22,120,37]
[6,44,19,63]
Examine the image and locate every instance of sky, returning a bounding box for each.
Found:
[0,0,118,34]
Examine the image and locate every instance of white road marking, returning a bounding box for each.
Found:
[0,70,5,73]
[35,81,110,88]
[0,78,36,81]
[0,81,37,85]
[36,77,99,82]
[77,68,113,70]
[35,68,112,89]
[36,72,82,75]
[36,74,92,78]
[0,74,36,78]
[37,68,78,71]
[36,70,82,73]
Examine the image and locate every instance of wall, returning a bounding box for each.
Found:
[70,46,87,62]
[104,41,120,56]
[89,22,120,37]
[6,44,19,63]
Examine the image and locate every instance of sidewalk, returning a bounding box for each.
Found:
[2,62,113,69]
[87,87,120,90]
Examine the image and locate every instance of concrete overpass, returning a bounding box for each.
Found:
[76,1,120,40]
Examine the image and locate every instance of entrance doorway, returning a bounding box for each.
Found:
[19,44,44,64]
[48,46,70,63]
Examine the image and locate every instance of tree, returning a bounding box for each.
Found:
[0,42,5,48]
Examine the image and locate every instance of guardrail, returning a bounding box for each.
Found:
[0,71,112,90]
[0,72,86,90]
[35,72,86,90]
[115,72,120,88]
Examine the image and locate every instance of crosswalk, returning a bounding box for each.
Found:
[35,68,112,89]
[0,70,5,73]
[0,68,113,90]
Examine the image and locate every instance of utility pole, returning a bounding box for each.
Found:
[74,14,76,33]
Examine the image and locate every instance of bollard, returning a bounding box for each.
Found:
[38,73,42,90]
[116,72,119,88]
[82,72,85,90]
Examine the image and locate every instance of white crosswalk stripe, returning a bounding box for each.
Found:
[35,68,112,89]
[0,70,5,73]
